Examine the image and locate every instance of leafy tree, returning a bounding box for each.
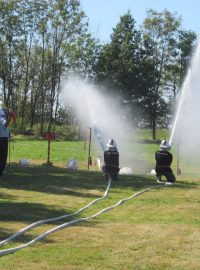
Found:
[0,0,100,134]
[37,0,99,132]
[0,0,23,110]
[177,30,197,82]
[142,9,182,139]
[95,11,142,124]
[0,2,197,137]
[95,11,141,95]
[163,30,196,104]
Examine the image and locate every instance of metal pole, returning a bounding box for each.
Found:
[8,131,11,167]
[8,138,11,167]
[88,127,92,170]
[47,139,51,165]
[177,142,181,176]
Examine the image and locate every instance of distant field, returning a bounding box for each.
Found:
[9,137,91,169]
[8,128,199,177]
[8,129,170,172]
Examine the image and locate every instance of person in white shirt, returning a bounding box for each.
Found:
[0,108,11,177]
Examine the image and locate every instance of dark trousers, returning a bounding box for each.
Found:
[155,166,176,183]
[102,164,120,174]
[0,138,8,176]
[102,164,120,180]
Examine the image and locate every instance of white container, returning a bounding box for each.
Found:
[66,159,78,170]
[19,159,30,166]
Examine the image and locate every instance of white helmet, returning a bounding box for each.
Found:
[160,139,171,150]
[106,139,117,149]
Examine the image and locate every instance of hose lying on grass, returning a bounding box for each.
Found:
[0,178,112,247]
[0,183,171,257]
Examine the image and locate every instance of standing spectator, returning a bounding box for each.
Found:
[155,139,176,184]
[0,108,12,177]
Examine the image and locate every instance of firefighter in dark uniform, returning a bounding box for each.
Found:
[102,139,120,180]
[155,139,176,184]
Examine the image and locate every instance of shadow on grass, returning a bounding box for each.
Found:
[0,201,75,223]
[2,163,198,196]
[0,163,198,244]
[0,200,76,242]
[0,225,54,244]
[1,163,106,198]
[115,173,198,190]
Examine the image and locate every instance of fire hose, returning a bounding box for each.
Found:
[0,178,112,248]
[0,182,170,257]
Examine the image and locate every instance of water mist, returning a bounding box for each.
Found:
[169,39,200,166]
[60,76,138,172]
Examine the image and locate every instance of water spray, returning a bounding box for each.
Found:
[168,71,190,176]
[169,69,191,147]
[92,125,106,152]
[169,39,200,173]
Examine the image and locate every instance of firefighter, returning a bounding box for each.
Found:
[155,139,176,184]
[102,139,120,180]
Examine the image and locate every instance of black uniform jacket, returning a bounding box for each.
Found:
[104,149,119,167]
[155,150,173,168]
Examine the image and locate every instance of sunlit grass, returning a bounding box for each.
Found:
[9,139,92,170]
[1,133,200,269]
[0,164,199,269]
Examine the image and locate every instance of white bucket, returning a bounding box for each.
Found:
[19,159,30,166]
[66,159,78,170]
[119,167,133,175]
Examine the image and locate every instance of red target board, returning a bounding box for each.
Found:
[44,132,56,140]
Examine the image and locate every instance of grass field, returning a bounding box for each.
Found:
[0,135,200,269]
[8,131,169,171]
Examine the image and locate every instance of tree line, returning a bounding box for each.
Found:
[0,0,197,139]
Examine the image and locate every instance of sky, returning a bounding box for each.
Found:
[80,0,200,43]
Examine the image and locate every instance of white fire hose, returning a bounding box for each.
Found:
[0,182,170,257]
[0,178,112,248]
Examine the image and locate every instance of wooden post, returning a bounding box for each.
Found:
[44,132,55,166]
[47,139,51,164]
[88,127,92,170]
[177,142,181,176]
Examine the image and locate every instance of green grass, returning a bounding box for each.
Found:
[1,134,200,269]
[9,137,94,169]
[8,134,168,172]
[134,128,170,140]
[0,164,200,269]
